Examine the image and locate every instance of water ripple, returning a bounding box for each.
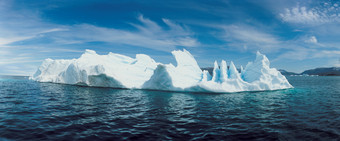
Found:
[0,76,340,140]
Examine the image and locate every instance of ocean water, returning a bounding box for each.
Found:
[0,76,339,140]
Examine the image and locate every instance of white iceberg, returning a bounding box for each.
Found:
[31,49,293,92]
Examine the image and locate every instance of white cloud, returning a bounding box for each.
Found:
[275,48,340,61]
[305,36,317,44]
[314,50,340,58]
[274,47,310,61]
[193,23,291,53]
[279,3,340,25]
[219,25,281,52]
[0,0,198,50]
[0,0,199,75]
[325,57,340,68]
[0,57,41,65]
[0,36,34,46]
[51,15,199,51]
[0,64,39,75]
[0,0,64,47]
[224,25,278,44]
[335,61,340,67]
[280,6,322,24]
[0,12,199,51]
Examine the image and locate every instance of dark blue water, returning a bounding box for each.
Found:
[0,76,340,140]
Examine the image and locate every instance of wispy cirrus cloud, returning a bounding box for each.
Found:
[214,23,339,64]
[274,47,340,61]
[1,14,199,51]
[205,24,282,53]
[1,0,340,75]
[335,60,340,67]
[49,15,199,51]
[0,0,199,75]
[222,25,279,44]
[0,0,198,50]
[0,1,58,47]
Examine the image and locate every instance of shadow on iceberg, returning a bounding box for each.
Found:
[88,74,125,88]
[142,65,176,91]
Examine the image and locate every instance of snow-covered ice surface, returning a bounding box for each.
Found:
[31,49,293,93]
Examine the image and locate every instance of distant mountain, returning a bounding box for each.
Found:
[202,67,340,76]
[302,67,340,76]
[278,69,299,76]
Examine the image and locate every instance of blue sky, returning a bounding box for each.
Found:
[1,0,340,75]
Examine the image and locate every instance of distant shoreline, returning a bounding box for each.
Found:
[201,67,340,76]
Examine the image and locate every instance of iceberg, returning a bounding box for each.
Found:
[31,49,293,93]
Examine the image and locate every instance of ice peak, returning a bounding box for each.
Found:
[228,61,240,79]
[85,49,97,55]
[256,51,262,56]
[45,58,54,62]
[214,60,218,67]
[171,49,200,70]
[255,51,270,67]
[220,60,228,82]
[243,51,274,82]
[212,61,220,82]
[201,70,212,82]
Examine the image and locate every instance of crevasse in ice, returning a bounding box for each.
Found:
[31,49,293,92]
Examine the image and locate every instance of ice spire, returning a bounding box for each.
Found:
[211,61,220,82]
[240,65,244,80]
[220,60,228,82]
[240,65,244,74]
[255,51,270,68]
[201,70,212,82]
[243,51,270,82]
[228,61,240,79]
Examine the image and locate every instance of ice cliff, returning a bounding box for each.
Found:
[31,49,293,92]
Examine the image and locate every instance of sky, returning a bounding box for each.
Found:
[1,0,340,75]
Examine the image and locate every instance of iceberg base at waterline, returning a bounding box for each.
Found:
[30,49,293,93]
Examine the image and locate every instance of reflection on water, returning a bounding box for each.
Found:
[0,76,340,140]
[168,93,197,123]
